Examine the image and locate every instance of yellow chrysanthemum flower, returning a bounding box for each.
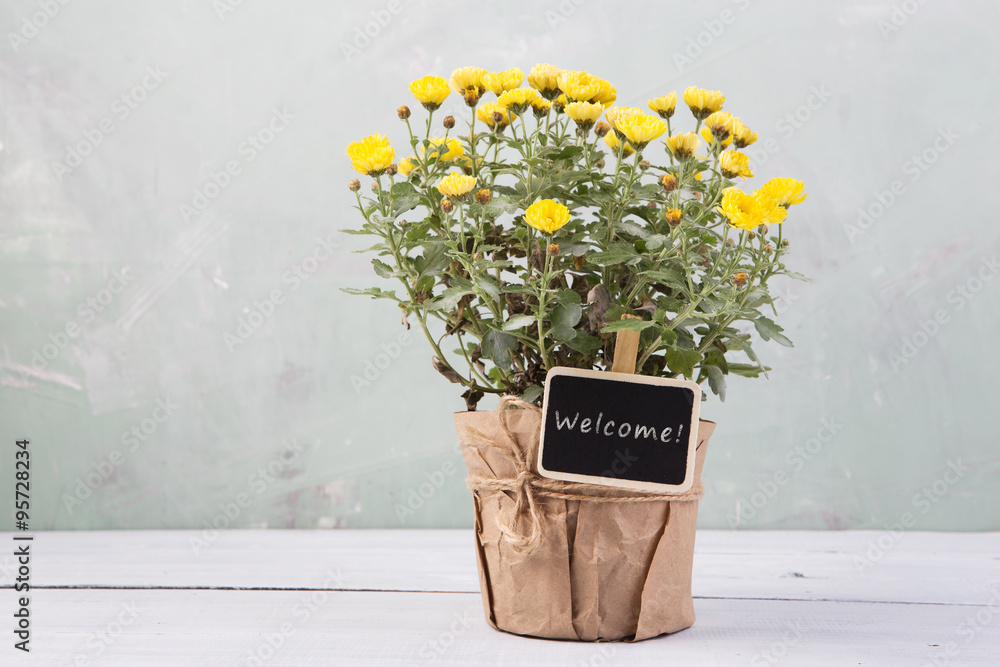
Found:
[557,70,603,102]
[476,102,514,128]
[449,66,489,95]
[408,76,451,111]
[528,63,562,101]
[665,132,701,160]
[420,137,465,163]
[603,132,635,158]
[683,86,726,120]
[346,133,394,176]
[523,199,571,234]
[531,97,552,117]
[604,106,643,134]
[730,119,758,148]
[701,126,733,147]
[592,78,617,107]
[719,151,754,180]
[759,177,807,208]
[616,113,668,149]
[755,190,789,224]
[717,188,762,230]
[648,93,677,119]
[436,172,477,198]
[553,93,568,113]
[565,101,603,131]
[397,156,417,176]
[704,111,735,138]
[717,188,787,230]
[483,68,524,95]
[528,63,563,100]
[497,87,539,115]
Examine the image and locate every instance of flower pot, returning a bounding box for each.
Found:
[455,399,716,642]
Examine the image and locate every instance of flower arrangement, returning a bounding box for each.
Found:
[345,65,807,410]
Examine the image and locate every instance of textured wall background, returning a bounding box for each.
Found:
[1,0,997,531]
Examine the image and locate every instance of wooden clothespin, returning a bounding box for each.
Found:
[610,314,642,375]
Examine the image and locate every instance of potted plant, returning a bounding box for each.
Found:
[344,64,807,641]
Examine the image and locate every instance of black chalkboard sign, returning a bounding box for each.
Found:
[537,367,702,493]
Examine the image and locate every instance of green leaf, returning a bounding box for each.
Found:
[589,249,640,266]
[426,286,473,311]
[550,303,583,340]
[548,145,584,160]
[391,194,421,217]
[564,330,603,354]
[660,328,678,346]
[371,259,400,279]
[728,363,769,378]
[665,347,701,378]
[705,365,727,401]
[391,181,417,196]
[632,183,664,199]
[552,289,582,306]
[645,234,667,251]
[341,287,398,301]
[781,270,813,282]
[754,316,794,347]
[414,242,449,282]
[521,385,544,404]
[502,314,535,332]
[702,348,729,373]
[475,277,501,302]
[601,318,656,333]
[481,328,518,372]
[616,221,649,239]
[642,269,688,293]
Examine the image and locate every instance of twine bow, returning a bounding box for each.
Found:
[463,395,705,555]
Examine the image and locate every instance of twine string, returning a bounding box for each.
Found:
[463,395,704,554]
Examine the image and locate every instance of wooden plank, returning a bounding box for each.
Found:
[2,530,997,606]
[4,588,999,667]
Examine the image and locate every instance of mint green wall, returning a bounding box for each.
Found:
[1,1,997,531]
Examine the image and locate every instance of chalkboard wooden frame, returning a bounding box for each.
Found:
[536,367,702,493]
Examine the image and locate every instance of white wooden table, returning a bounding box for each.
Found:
[1,530,998,666]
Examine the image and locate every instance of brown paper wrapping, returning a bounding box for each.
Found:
[455,406,715,642]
